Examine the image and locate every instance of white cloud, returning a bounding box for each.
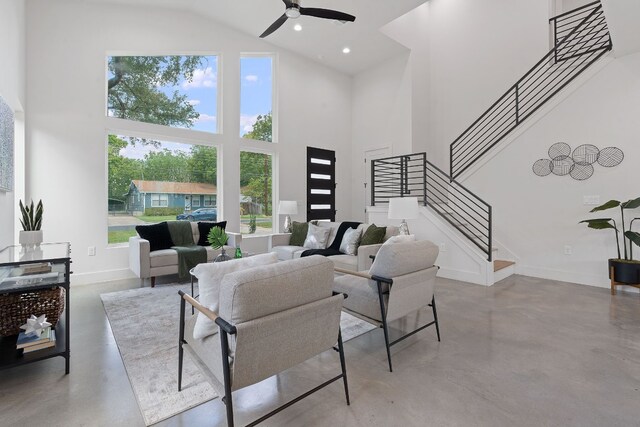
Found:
[195,113,216,123]
[182,67,217,89]
[188,99,201,106]
[240,114,259,134]
[245,74,258,83]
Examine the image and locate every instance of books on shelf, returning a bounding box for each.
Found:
[20,262,52,275]
[0,271,60,286]
[17,327,57,353]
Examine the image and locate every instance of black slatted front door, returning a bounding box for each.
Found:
[307,147,336,221]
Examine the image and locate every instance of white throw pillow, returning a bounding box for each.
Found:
[303,223,331,249]
[382,234,416,246]
[192,252,278,339]
[339,227,362,255]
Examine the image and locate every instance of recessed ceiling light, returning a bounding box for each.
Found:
[342,47,351,54]
[294,23,302,32]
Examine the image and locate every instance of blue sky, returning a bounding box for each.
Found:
[240,56,273,137]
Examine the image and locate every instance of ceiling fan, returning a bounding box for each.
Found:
[260,0,356,38]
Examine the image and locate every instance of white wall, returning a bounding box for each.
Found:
[423,0,549,169]
[0,0,26,249]
[352,0,550,175]
[350,53,412,222]
[466,52,640,289]
[26,0,352,283]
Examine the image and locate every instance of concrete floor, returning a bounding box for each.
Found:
[0,274,639,427]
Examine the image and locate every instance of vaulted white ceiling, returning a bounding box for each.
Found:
[83,0,427,74]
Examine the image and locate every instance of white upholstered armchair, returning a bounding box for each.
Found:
[333,239,441,372]
[178,255,349,427]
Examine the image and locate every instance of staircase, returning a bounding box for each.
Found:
[370,2,612,283]
[450,1,611,179]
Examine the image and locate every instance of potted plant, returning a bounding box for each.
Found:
[580,197,640,284]
[208,226,231,262]
[18,199,44,247]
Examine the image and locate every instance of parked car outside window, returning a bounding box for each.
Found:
[176,208,217,221]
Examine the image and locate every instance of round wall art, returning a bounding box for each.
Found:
[532,142,623,181]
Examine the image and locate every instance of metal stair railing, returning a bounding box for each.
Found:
[450,1,612,179]
[371,153,492,261]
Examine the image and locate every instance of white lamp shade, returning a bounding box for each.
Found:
[388,197,419,220]
[278,200,298,215]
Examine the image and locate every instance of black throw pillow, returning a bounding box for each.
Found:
[197,221,227,246]
[135,222,174,252]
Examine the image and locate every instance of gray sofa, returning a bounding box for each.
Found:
[128,221,241,286]
[269,221,399,271]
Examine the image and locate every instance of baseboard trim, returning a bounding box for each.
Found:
[516,264,639,293]
[71,268,136,286]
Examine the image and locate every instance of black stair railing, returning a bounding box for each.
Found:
[371,153,492,261]
[450,1,612,179]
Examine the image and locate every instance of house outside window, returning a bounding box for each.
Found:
[192,197,201,207]
[203,195,215,207]
[151,194,169,207]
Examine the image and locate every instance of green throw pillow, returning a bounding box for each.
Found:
[360,224,387,246]
[289,221,308,246]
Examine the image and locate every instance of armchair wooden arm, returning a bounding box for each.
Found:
[178,290,218,322]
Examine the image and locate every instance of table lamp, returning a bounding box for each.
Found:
[278,201,298,233]
[388,197,419,235]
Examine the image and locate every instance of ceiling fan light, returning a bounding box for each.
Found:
[286,7,301,19]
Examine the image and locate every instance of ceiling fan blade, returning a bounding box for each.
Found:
[260,13,289,38]
[282,0,293,7]
[300,7,356,22]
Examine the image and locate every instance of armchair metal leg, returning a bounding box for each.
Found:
[220,330,235,427]
[431,295,441,342]
[337,329,350,405]
[178,295,185,391]
[376,281,393,372]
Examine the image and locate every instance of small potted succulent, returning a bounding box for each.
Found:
[580,197,640,284]
[18,199,44,247]
[208,226,231,262]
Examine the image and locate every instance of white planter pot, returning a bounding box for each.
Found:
[19,230,43,247]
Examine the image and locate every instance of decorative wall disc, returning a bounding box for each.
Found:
[532,159,553,176]
[534,142,624,181]
[548,142,571,160]
[552,157,574,176]
[572,144,600,165]
[597,147,624,167]
[570,163,594,181]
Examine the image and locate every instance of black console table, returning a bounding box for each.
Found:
[0,243,71,374]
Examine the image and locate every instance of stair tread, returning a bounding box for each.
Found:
[494,260,515,272]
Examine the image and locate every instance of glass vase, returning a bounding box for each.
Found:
[214,247,232,263]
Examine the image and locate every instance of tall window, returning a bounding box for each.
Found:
[107,134,217,244]
[240,151,273,235]
[107,55,219,133]
[240,56,273,142]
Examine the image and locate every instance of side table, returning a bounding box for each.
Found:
[0,243,72,374]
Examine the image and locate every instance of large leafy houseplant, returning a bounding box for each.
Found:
[580,197,640,284]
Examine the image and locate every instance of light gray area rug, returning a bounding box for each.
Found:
[101,284,376,426]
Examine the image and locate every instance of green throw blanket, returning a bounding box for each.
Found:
[167,221,207,280]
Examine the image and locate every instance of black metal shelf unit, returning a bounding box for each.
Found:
[0,243,71,374]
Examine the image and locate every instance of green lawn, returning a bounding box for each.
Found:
[108,229,138,244]
[137,215,177,223]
